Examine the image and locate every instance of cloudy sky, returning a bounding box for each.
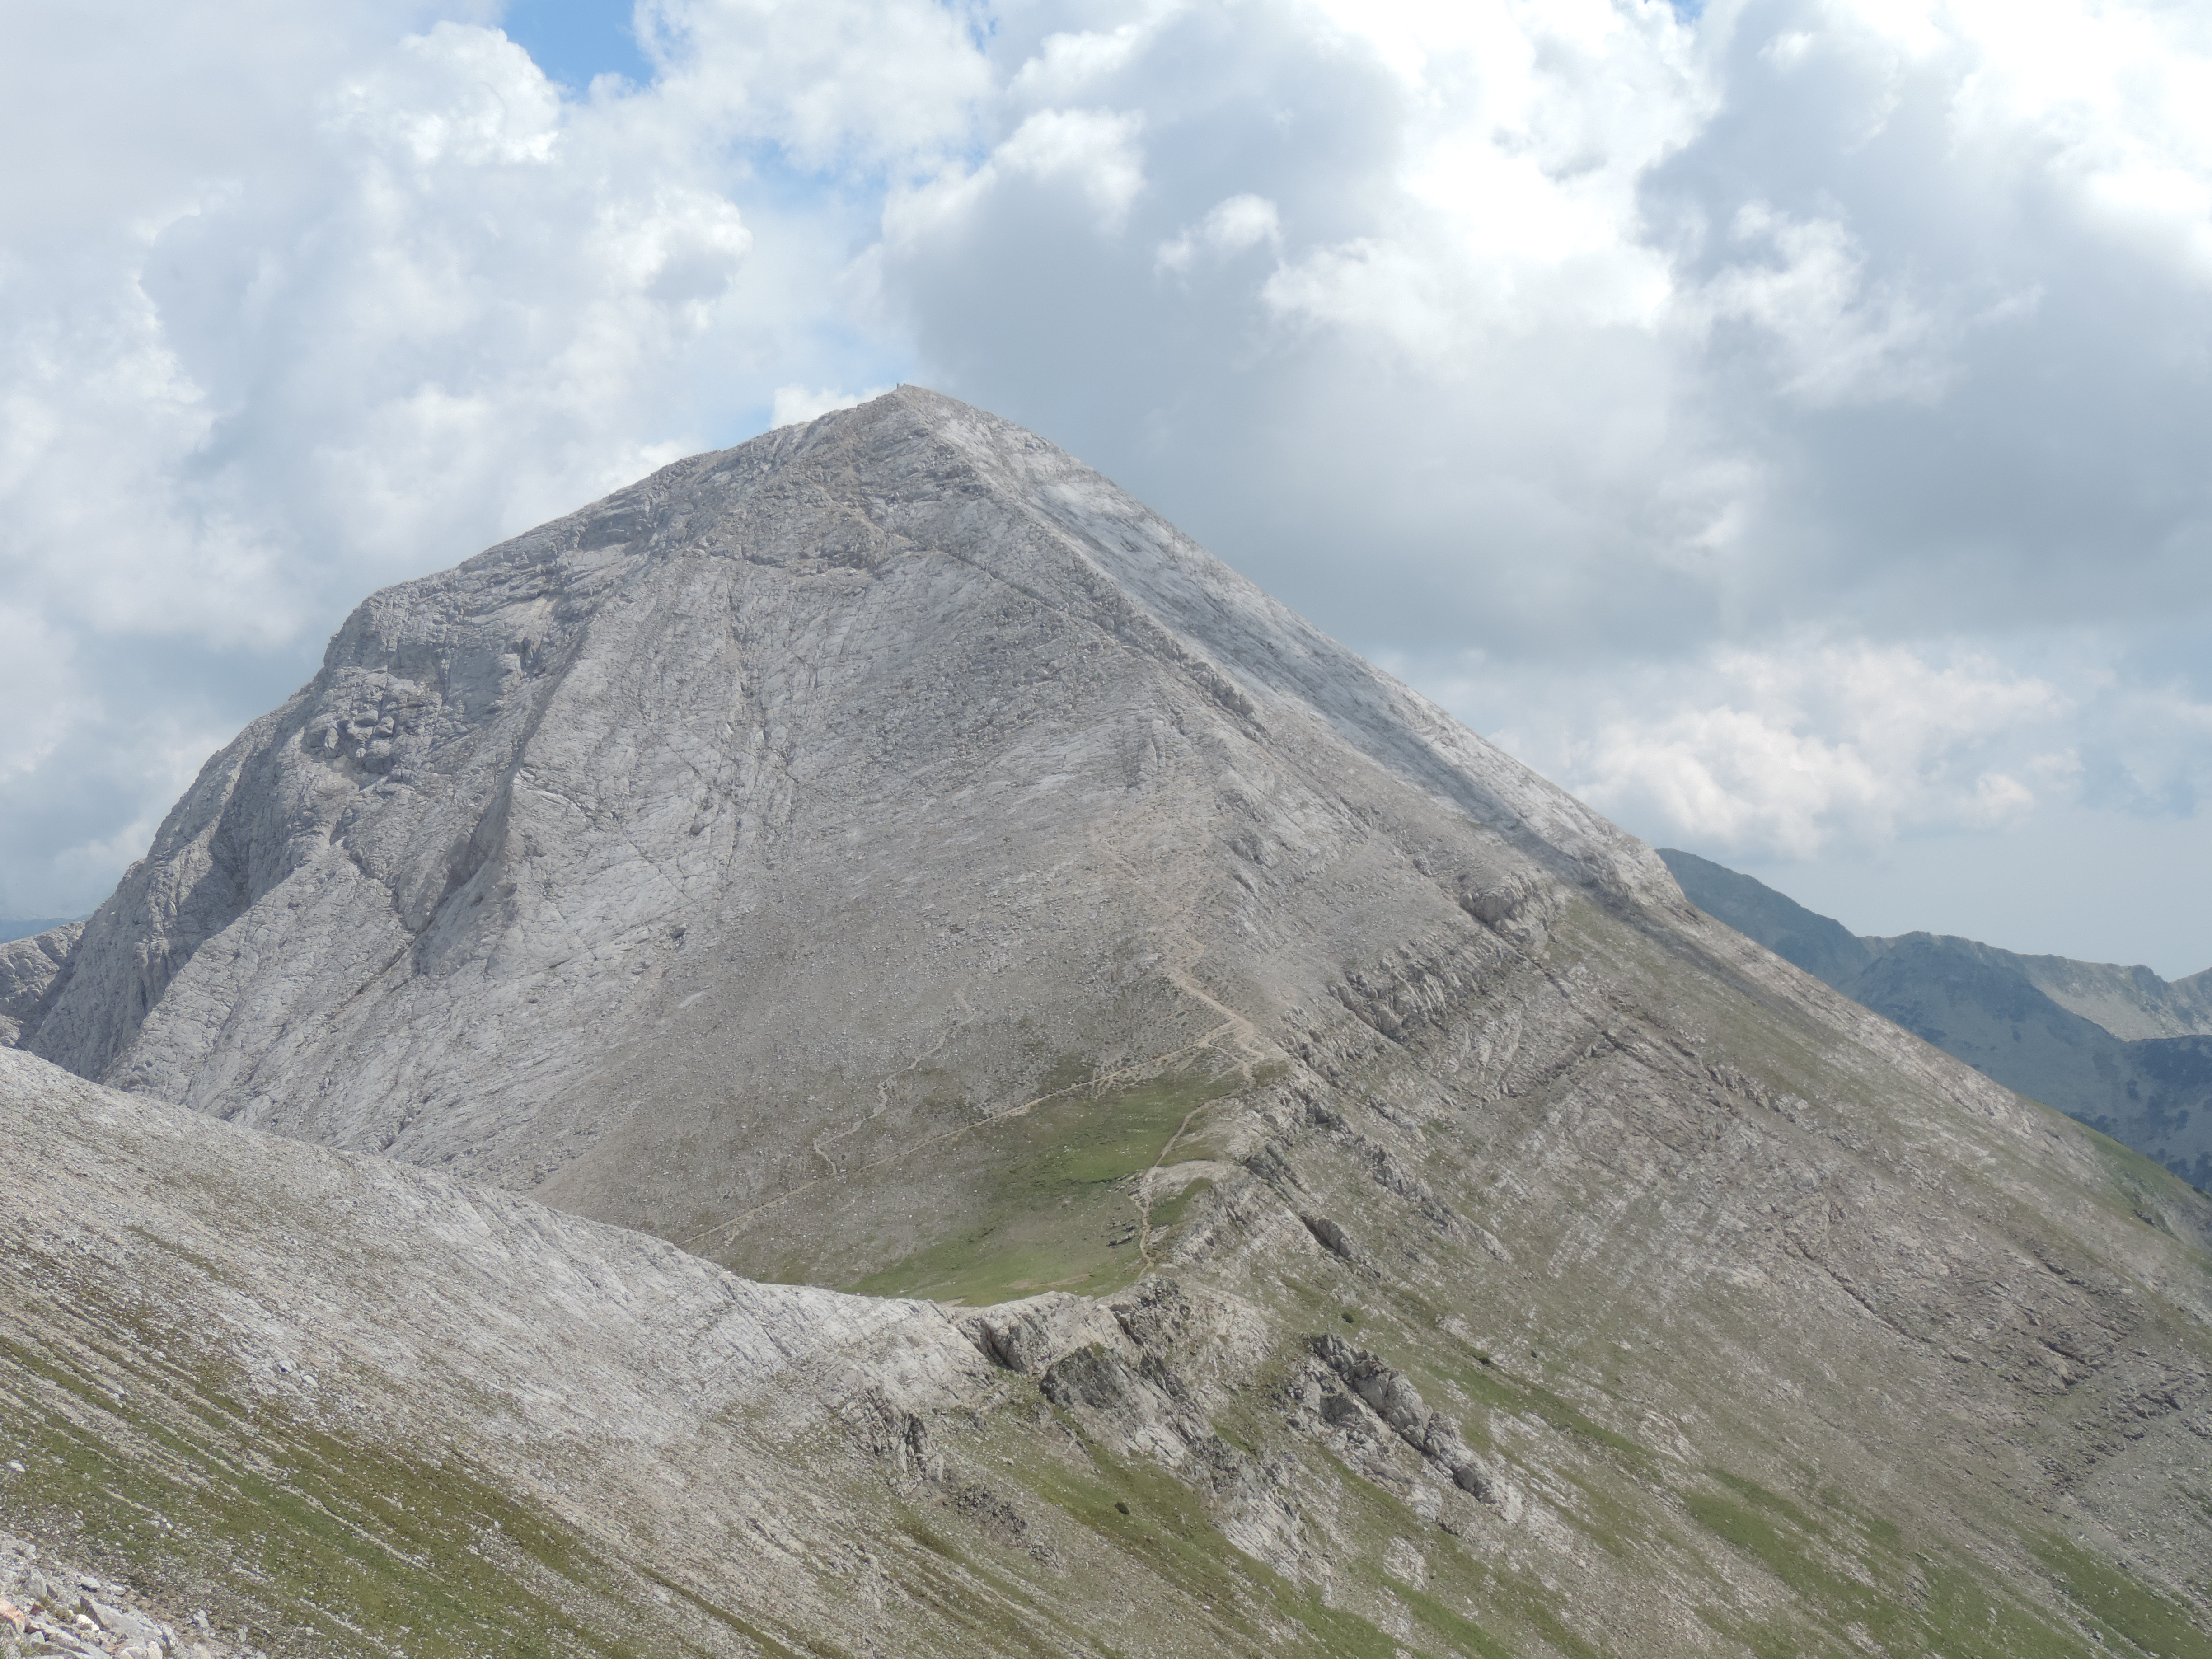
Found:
[5,0,2211,973]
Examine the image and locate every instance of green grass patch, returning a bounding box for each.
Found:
[1015,1433,1536,1659]
[1709,1469,1818,1532]
[0,1328,699,1659]
[1387,1582,1518,1659]
[1429,1348,1654,1469]
[1020,1445,1380,1654]
[1914,1559,2099,1659]
[1681,1470,2118,1659]
[845,1065,1248,1305]
[2031,1532,2212,1658]
[1147,1176,1215,1234]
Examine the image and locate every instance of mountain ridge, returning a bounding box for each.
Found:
[1659,847,2212,1189]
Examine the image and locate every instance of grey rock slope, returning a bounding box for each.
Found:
[2017,955,2212,1042]
[1660,848,2212,1188]
[0,1045,1305,1658]
[6,391,2212,1656]
[0,921,81,1048]
[10,1004,2212,1658]
[16,387,1664,1279]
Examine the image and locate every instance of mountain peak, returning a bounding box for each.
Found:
[22,390,1668,1277]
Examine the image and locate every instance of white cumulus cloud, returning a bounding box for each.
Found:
[771,383,897,426]
[5,0,2212,967]
[1539,642,2067,859]
[1157,195,1281,274]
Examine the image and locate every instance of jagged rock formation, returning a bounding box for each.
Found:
[4,1529,221,1658]
[4,391,2212,1656]
[11,1019,2212,1657]
[0,923,80,1049]
[1662,848,2212,1189]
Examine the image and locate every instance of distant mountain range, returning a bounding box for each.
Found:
[0,916,80,945]
[1659,849,2212,1190]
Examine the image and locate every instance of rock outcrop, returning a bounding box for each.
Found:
[0,1046,1265,1657]
[2,1529,233,1659]
[0,923,80,1049]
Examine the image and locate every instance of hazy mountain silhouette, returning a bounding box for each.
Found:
[1661,847,2212,1190]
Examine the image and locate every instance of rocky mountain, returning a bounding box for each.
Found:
[6,387,1667,1298]
[1659,848,2212,1191]
[0,922,81,1048]
[5,389,2212,1657]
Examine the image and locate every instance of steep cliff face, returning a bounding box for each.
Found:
[0,922,79,1047]
[6,392,2212,1657]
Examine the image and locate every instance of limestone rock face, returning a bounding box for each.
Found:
[0,1046,1243,1656]
[0,922,80,1048]
[19,387,1664,1280]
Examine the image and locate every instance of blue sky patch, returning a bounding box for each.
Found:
[500,0,654,91]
